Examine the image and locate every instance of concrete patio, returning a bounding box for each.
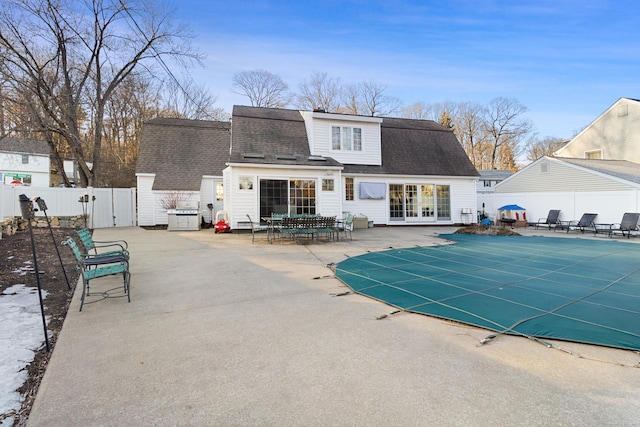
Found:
[27,225,640,426]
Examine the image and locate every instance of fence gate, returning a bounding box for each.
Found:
[90,188,136,228]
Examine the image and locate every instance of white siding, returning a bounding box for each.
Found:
[136,174,156,226]
[556,98,640,162]
[200,177,223,224]
[0,152,50,187]
[226,165,342,228]
[344,175,477,225]
[300,111,382,165]
[497,158,636,193]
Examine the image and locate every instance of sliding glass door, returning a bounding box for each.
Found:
[259,178,316,219]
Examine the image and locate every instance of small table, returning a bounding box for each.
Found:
[593,223,613,237]
[499,218,517,228]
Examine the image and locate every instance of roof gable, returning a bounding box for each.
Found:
[136,118,230,191]
[555,97,640,161]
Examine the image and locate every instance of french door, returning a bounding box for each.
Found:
[389,183,450,222]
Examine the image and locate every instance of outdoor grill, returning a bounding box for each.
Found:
[167,201,200,231]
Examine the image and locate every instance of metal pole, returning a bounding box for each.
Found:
[19,194,50,352]
[35,197,71,289]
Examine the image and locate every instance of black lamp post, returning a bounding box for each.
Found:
[33,197,70,289]
[19,194,50,352]
[78,193,89,228]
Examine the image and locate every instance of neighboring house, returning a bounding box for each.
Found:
[555,97,640,161]
[477,169,513,219]
[0,137,50,187]
[494,156,640,225]
[136,106,479,228]
[490,97,640,226]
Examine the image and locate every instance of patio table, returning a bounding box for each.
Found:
[261,216,283,243]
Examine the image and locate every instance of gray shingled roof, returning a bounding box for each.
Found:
[556,157,640,185]
[343,117,479,176]
[229,106,342,167]
[0,137,49,155]
[136,118,230,191]
[479,170,513,181]
[137,109,479,191]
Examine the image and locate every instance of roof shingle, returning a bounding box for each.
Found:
[344,117,479,176]
[0,137,49,156]
[136,118,230,191]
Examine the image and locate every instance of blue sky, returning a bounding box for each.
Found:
[174,0,640,139]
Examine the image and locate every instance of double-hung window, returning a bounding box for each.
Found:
[332,126,362,151]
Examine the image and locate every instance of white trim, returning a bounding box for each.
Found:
[310,111,383,123]
[226,162,343,171]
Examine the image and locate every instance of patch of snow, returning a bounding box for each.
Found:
[0,284,49,425]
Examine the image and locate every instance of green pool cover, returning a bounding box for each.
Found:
[335,234,640,351]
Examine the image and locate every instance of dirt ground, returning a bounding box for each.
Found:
[454,225,522,236]
[0,227,80,426]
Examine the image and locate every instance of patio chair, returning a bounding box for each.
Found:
[75,228,129,259]
[610,212,640,239]
[246,214,270,243]
[534,210,561,230]
[565,213,597,234]
[314,216,336,242]
[63,237,130,311]
[335,214,354,241]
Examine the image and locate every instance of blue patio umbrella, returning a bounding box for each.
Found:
[498,204,525,211]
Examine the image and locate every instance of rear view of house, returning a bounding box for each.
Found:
[136,106,479,228]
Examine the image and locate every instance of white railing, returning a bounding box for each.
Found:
[0,184,136,228]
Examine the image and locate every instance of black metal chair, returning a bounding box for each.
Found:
[565,213,597,234]
[246,214,269,243]
[534,210,561,230]
[609,213,640,239]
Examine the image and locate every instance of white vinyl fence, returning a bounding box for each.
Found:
[0,185,136,228]
[482,190,640,225]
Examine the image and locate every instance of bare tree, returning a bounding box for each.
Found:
[296,71,343,112]
[401,102,434,120]
[232,69,291,108]
[483,97,532,170]
[358,80,401,117]
[453,102,489,169]
[525,135,566,161]
[0,0,204,187]
[340,83,362,115]
[162,78,228,121]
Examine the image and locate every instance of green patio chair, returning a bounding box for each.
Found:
[63,237,130,311]
[76,228,129,259]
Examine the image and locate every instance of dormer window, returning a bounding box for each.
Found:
[331,126,362,151]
